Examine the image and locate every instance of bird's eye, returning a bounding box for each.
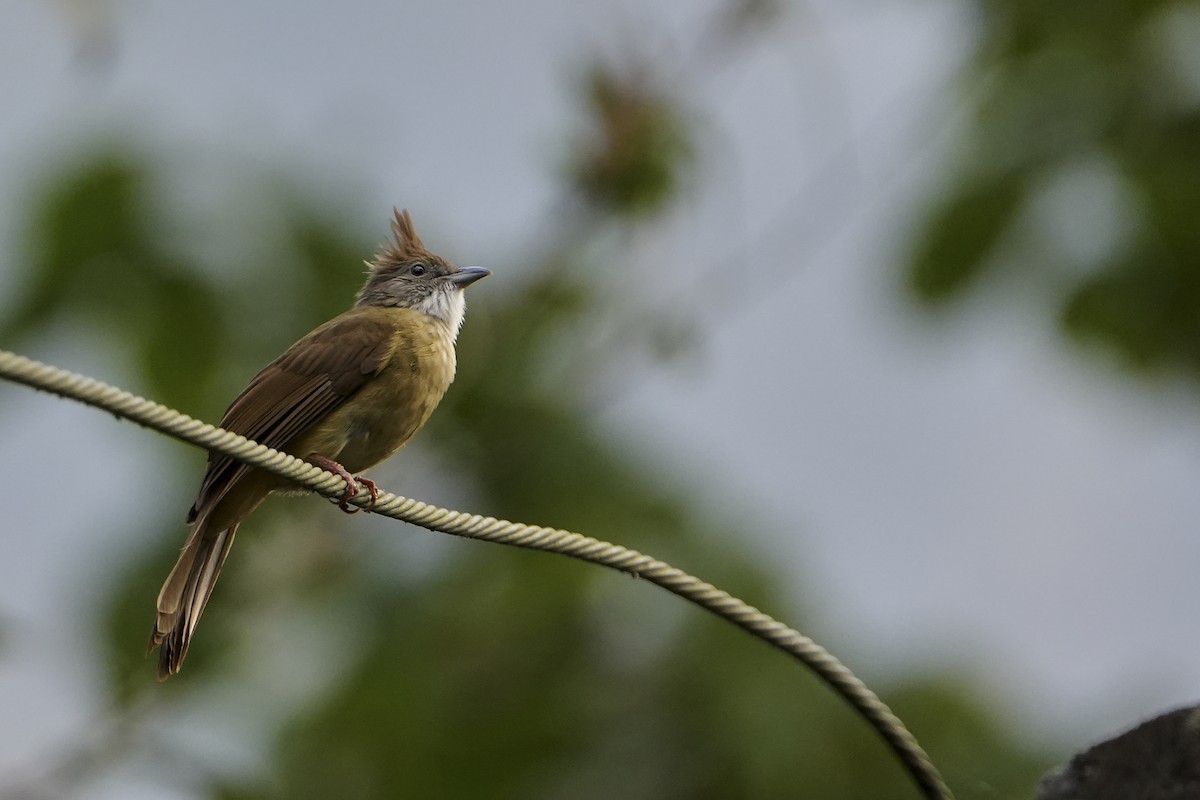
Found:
[409,263,427,276]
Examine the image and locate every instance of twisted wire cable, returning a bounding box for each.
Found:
[0,347,953,800]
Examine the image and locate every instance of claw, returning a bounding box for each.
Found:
[308,456,369,514]
[355,476,380,508]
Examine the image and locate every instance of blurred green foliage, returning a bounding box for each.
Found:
[907,0,1200,377]
[5,154,227,411]
[569,65,692,217]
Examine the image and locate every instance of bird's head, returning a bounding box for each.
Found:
[356,208,490,334]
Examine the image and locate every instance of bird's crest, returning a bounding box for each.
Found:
[372,208,436,267]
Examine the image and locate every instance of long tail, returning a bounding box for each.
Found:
[149,520,239,680]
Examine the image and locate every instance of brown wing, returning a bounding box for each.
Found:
[187,307,397,521]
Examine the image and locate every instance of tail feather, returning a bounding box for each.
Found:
[149,522,239,680]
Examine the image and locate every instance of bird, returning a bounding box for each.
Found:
[148,208,489,679]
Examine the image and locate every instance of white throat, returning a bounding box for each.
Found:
[418,287,467,338]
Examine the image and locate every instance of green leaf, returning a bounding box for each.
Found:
[906,172,1028,303]
[1061,242,1200,374]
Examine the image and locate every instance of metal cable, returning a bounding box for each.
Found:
[0,347,953,800]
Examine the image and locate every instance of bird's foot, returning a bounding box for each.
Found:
[309,456,377,514]
[356,476,380,509]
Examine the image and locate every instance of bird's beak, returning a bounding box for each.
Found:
[447,266,491,288]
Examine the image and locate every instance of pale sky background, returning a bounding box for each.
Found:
[3,0,1200,795]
